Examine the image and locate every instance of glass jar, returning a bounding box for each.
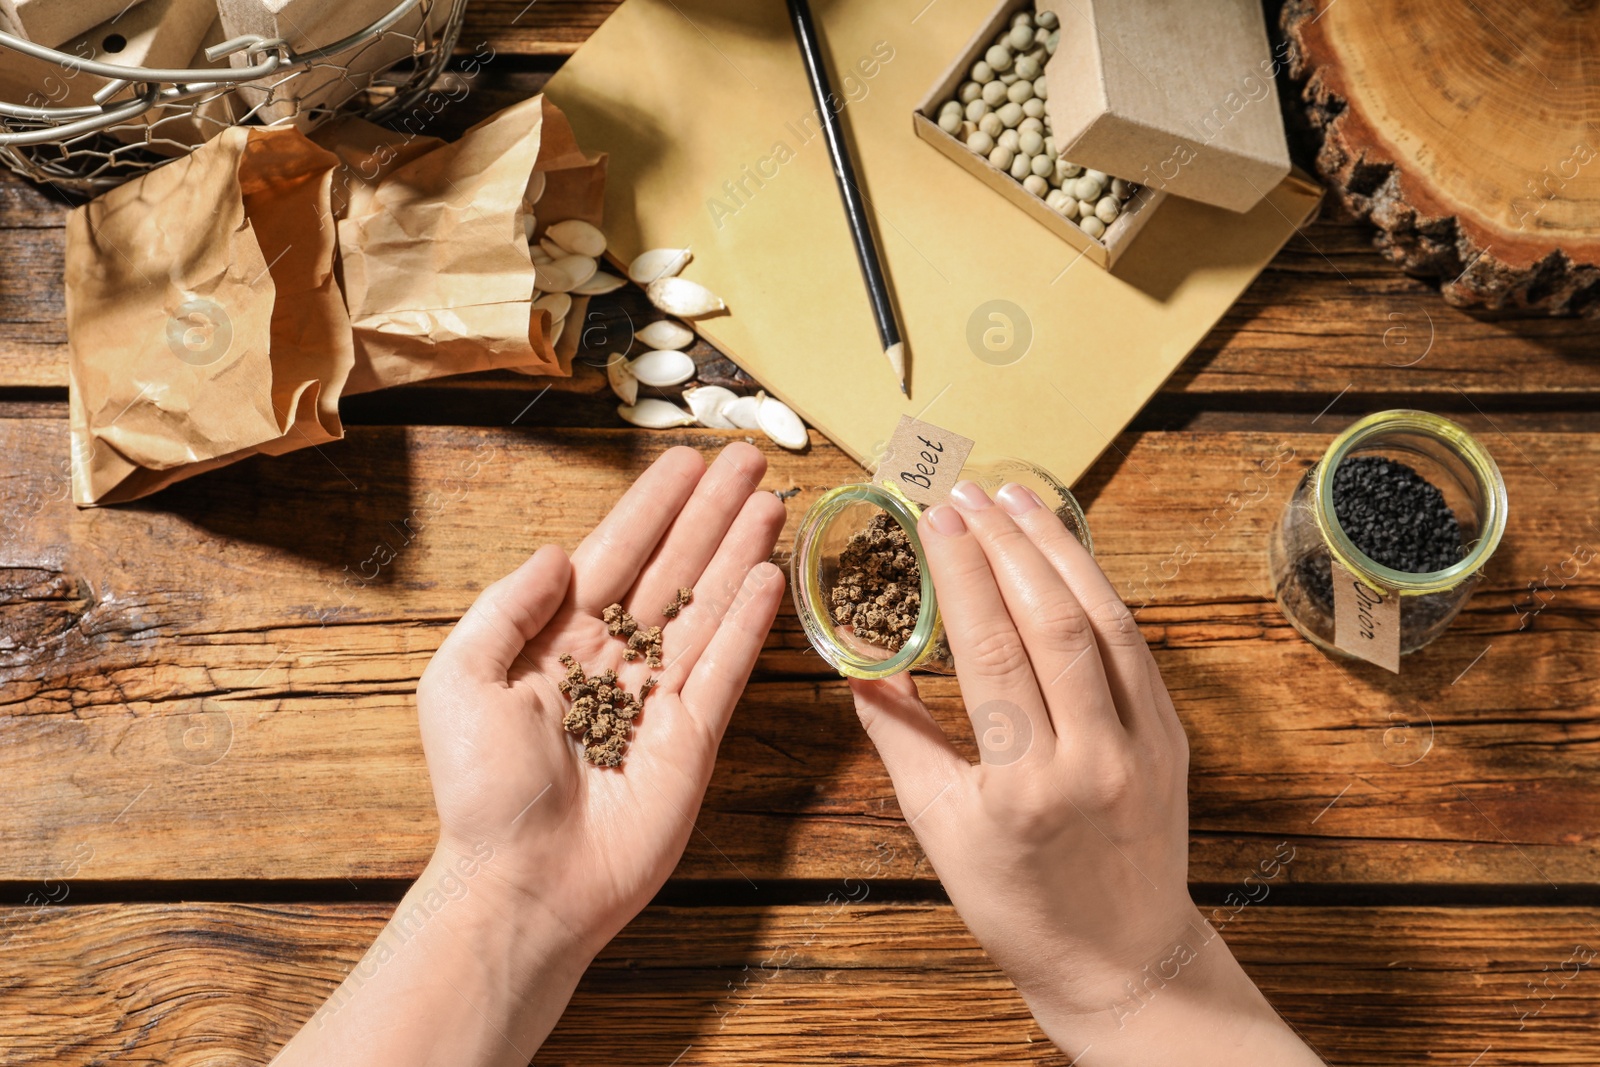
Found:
[1268,410,1508,657]
[792,459,1093,678]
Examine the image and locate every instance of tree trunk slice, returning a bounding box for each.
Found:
[1283,0,1600,315]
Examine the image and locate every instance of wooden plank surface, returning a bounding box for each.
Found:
[4,901,1598,1065]
[4,421,1594,886]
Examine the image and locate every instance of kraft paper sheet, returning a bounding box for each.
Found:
[545,0,1322,483]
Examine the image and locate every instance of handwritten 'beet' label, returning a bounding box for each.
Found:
[877,415,975,508]
[1332,559,1400,673]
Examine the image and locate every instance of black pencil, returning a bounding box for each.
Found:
[785,0,908,396]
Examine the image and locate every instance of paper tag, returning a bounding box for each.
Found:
[876,415,975,507]
[1332,559,1400,673]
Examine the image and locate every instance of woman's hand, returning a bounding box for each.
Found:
[418,441,787,953]
[849,481,1321,1065]
[274,442,787,1067]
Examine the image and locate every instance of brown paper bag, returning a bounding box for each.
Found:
[336,93,607,392]
[67,124,352,505]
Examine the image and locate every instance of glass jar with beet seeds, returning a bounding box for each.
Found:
[792,459,1093,678]
[1269,410,1508,658]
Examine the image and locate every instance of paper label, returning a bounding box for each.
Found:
[876,415,975,507]
[1332,559,1400,673]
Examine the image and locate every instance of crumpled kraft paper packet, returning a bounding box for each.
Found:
[66,124,352,506]
[336,93,607,391]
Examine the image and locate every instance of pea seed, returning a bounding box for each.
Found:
[985,44,1013,71]
[939,111,962,134]
[965,98,990,122]
[1019,116,1045,135]
[1010,152,1033,180]
[999,71,1019,85]
[1084,168,1109,186]
[1031,153,1054,177]
[966,129,995,155]
[982,80,1008,106]
[997,101,1024,128]
[1037,9,1059,29]
[1046,188,1076,217]
[1079,215,1106,238]
[1047,29,1059,54]
[1031,75,1048,101]
[1022,97,1045,118]
[1007,23,1034,50]
[979,112,1004,138]
[998,128,1021,151]
[959,80,983,104]
[1015,55,1040,80]
[1077,198,1097,218]
[971,60,994,83]
[1018,129,1044,155]
[1095,196,1122,224]
[989,144,1016,170]
[1110,177,1132,199]
[1011,11,1033,28]
[1007,79,1034,104]
[1073,176,1104,201]
[1023,174,1049,197]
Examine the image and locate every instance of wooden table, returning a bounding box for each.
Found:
[4,6,1599,1064]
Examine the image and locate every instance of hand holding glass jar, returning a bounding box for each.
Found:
[847,480,1323,1066]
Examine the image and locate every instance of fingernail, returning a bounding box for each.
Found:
[924,504,967,535]
[950,480,992,510]
[996,482,1041,516]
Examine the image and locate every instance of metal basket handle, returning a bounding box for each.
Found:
[0,0,425,146]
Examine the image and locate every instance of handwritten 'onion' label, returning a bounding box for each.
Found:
[877,415,975,508]
[1332,559,1400,673]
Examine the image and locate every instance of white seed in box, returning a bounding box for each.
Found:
[1033,25,1050,46]
[1010,10,1033,28]
[627,247,692,285]
[1046,188,1075,218]
[1007,22,1033,49]
[535,261,575,292]
[1111,177,1132,199]
[1073,176,1104,201]
[1056,159,1082,182]
[970,59,993,82]
[1007,79,1033,104]
[1030,153,1053,178]
[684,385,740,429]
[967,129,995,155]
[1078,199,1097,219]
[1037,9,1059,30]
[1047,29,1059,54]
[1079,215,1107,239]
[959,80,982,104]
[637,318,695,350]
[1085,169,1109,186]
[997,102,1023,128]
[525,171,547,204]
[1022,97,1046,119]
[724,392,763,430]
[989,144,1015,170]
[606,354,639,405]
[939,111,962,135]
[985,44,1012,71]
[619,398,696,429]
[1032,74,1048,101]
[629,348,696,387]
[647,276,725,318]
[998,128,1020,151]
[1096,196,1122,224]
[546,219,607,257]
[940,98,962,119]
[1024,174,1049,197]
[575,270,627,296]
[965,98,989,122]
[1018,129,1043,156]
[1019,116,1044,136]
[999,71,1019,85]
[554,253,597,288]
[1010,153,1032,181]
[757,395,807,451]
[979,112,1004,139]
[1014,54,1040,81]
[981,80,1007,106]
[533,291,571,322]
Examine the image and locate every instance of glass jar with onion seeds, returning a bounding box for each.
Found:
[792,459,1092,678]
[1269,410,1508,658]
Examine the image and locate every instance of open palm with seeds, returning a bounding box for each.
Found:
[415,442,786,956]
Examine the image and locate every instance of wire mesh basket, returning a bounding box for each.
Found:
[0,0,467,197]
